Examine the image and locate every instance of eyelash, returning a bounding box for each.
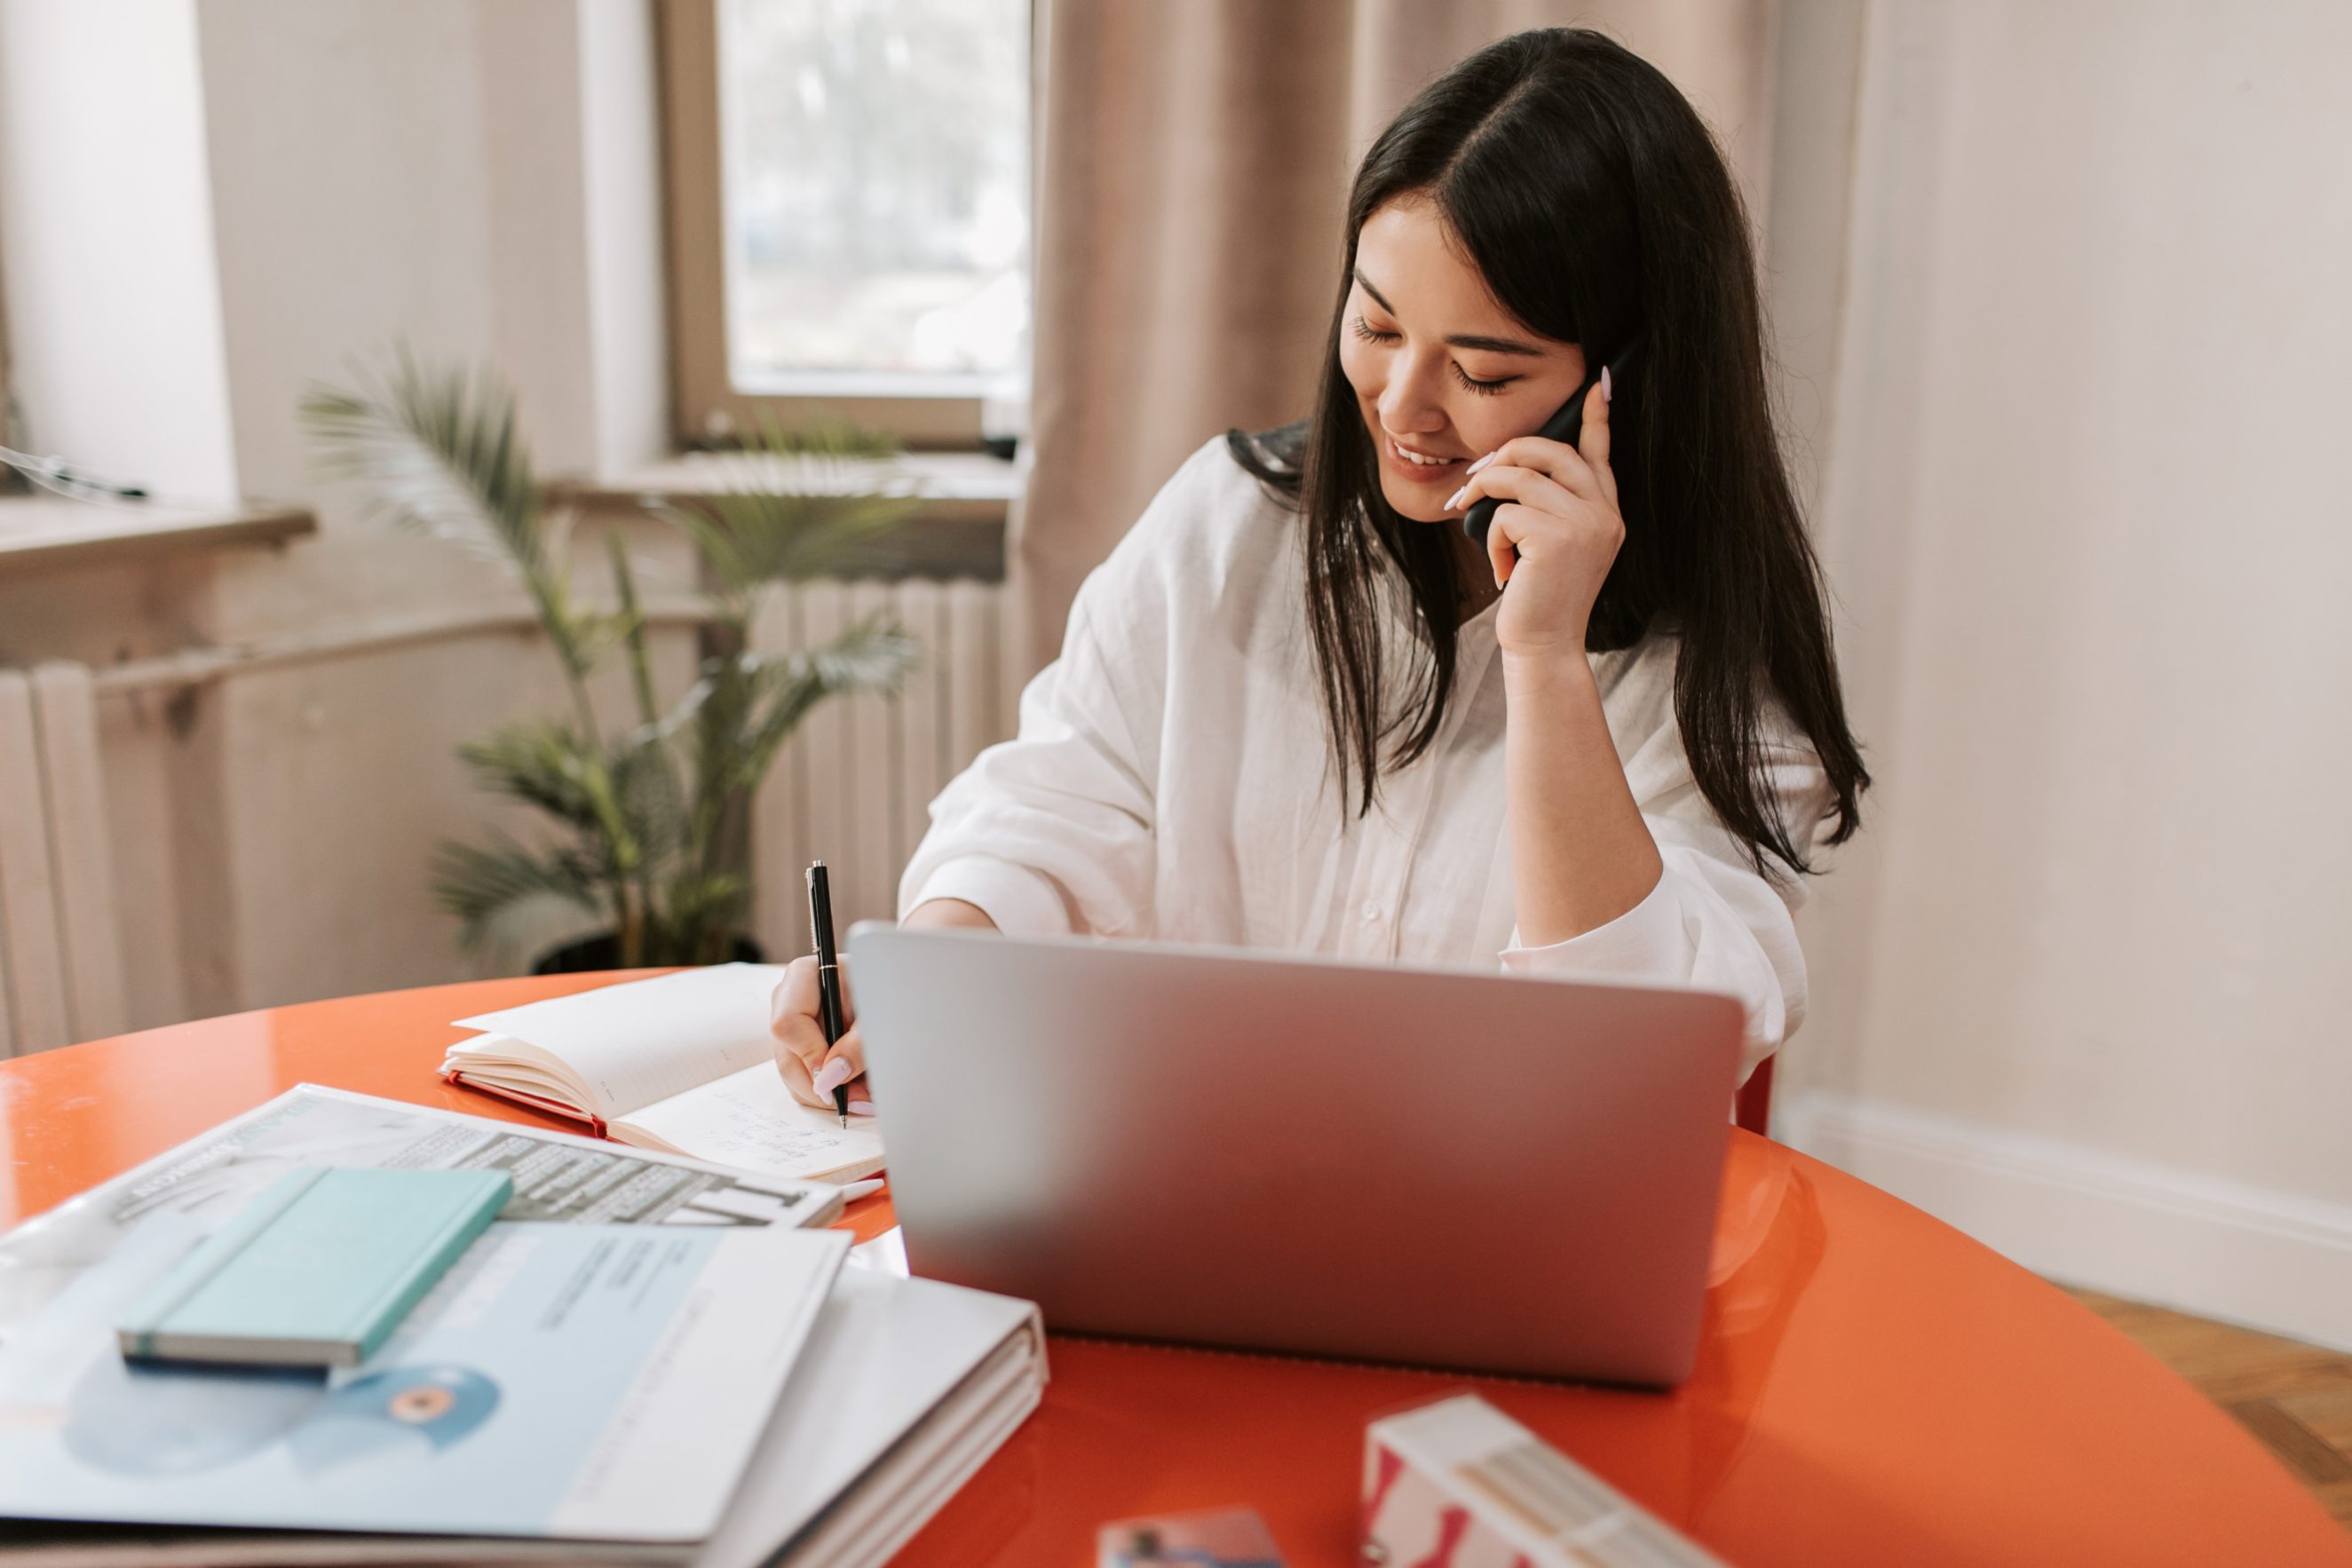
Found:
[1349,315,1514,396]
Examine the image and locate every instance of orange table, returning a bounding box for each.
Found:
[3,973,2345,1567]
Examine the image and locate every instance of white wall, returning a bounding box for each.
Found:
[194,0,669,618]
[0,0,677,1022]
[0,0,239,499]
[1783,0,2352,1347]
[578,0,674,475]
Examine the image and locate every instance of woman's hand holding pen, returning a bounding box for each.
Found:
[770,896,997,1111]
[1445,369,1622,661]
[771,955,875,1115]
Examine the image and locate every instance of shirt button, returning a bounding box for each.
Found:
[1359,900,1381,923]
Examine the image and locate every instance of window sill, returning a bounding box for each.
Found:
[0,494,315,577]
[553,449,1017,582]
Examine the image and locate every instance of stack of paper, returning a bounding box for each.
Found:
[440,965,886,1184]
[0,1089,1046,1567]
[700,1269,1046,1568]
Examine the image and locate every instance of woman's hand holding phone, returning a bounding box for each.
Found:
[1445,369,1623,661]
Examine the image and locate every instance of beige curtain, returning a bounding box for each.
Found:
[1012,0,1782,676]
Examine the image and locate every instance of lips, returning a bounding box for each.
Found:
[1383,435,1467,478]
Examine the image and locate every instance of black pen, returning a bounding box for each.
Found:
[806,861,850,1128]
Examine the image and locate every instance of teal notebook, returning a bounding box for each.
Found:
[115,1166,511,1367]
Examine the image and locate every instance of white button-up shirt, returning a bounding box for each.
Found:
[900,440,1839,1074]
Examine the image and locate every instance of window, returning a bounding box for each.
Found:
[661,0,1032,449]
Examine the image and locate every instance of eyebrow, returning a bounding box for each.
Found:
[1353,268,1548,358]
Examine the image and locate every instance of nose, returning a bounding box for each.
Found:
[1376,349,1449,436]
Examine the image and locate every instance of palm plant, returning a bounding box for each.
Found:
[301,352,919,968]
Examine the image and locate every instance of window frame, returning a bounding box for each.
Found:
[657,0,1021,451]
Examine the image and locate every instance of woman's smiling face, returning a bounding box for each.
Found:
[1338,194,1589,523]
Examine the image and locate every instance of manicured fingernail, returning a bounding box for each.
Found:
[1466,450,1496,475]
[845,1098,875,1118]
[1443,487,1468,511]
[1601,365,1612,404]
[812,1058,851,1097]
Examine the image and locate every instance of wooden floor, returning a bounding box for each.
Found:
[2064,1286,2352,1532]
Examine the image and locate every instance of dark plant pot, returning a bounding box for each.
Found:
[530,932,767,974]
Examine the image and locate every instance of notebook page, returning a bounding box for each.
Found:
[438,1036,581,1099]
[454,963,788,1119]
[619,1064,884,1182]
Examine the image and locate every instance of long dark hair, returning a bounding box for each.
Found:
[1230,28,1866,875]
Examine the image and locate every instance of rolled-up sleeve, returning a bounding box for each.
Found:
[898,458,1192,938]
[1501,733,1833,1080]
[899,853,1075,938]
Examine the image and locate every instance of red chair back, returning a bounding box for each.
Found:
[1735,1055,1776,1136]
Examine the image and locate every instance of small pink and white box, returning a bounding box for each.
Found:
[1359,1395,1729,1567]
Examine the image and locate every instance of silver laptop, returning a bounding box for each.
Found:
[846,923,1743,1386]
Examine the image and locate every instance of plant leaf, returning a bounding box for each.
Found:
[455,721,606,830]
[431,832,604,954]
[647,872,752,965]
[609,733,685,864]
[738,615,921,784]
[302,348,601,685]
[658,417,920,595]
[300,349,546,579]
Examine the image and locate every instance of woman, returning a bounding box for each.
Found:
[773,28,1868,1113]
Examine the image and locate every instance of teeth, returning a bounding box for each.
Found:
[1391,440,1455,468]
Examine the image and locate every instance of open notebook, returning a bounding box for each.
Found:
[440,964,884,1184]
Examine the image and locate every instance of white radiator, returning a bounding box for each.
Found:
[750,579,1017,952]
[0,662,128,1055]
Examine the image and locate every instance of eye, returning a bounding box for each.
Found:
[1350,311,1513,393]
[1451,363,1515,396]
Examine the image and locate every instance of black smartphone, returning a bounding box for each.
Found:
[1461,354,1619,548]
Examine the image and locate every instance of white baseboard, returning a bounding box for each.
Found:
[1778,1090,2352,1354]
